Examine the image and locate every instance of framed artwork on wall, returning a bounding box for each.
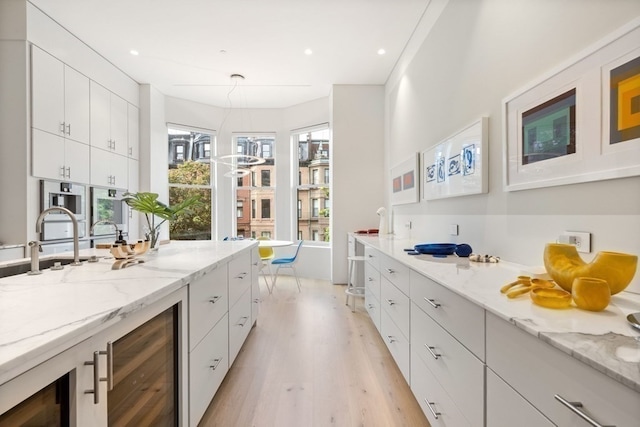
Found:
[422,117,488,200]
[390,153,420,205]
[503,17,640,191]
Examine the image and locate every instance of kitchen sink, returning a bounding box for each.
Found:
[0,257,92,279]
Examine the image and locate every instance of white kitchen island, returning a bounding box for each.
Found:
[0,239,260,426]
[354,234,640,427]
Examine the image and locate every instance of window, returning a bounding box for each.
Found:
[293,126,330,242]
[234,134,275,238]
[261,199,271,219]
[261,231,271,238]
[237,201,243,218]
[167,126,214,240]
[261,170,271,187]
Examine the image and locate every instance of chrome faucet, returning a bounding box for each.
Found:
[90,220,120,237]
[29,207,82,275]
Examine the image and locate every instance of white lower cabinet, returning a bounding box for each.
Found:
[228,286,253,366]
[189,314,229,425]
[251,247,261,325]
[411,350,470,426]
[411,302,484,425]
[486,312,639,427]
[486,368,553,427]
[380,309,410,382]
[365,287,381,332]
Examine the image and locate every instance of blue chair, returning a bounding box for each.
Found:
[270,240,303,293]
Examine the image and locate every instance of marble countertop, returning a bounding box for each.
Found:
[354,234,640,393]
[0,240,257,386]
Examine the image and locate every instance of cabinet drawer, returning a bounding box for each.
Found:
[364,246,380,271]
[411,351,470,426]
[365,287,380,333]
[380,276,410,338]
[364,262,381,301]
[189,315,229,425]
[189,265,228,351]
[486,368,553,427]
[411,302,484,426]
[228,251,252,307]
[410,270,485,359]
[379,253,410,295]
[380,309,410,383]
[486,312,640,427]
[228,286,252,365]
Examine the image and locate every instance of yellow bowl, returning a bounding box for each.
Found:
[530,288,572,309]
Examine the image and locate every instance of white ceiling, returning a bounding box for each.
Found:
[29,0,431,109]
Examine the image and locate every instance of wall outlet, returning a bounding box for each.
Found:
[560,231,591,253]
[450,224,459,236]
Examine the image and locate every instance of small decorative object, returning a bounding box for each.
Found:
[543,243,637,294]
[530,288,572,309]
[469,253,500,263]
[500,276,555,298]
[123,192,202,250]
[376,207,387,235]
[571,277,611,312]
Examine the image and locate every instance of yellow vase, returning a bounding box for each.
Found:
[543,243,637,295]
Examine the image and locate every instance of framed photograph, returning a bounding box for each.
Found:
[422,117,488,200]
[503,18,640,191]
[390,153,419,205]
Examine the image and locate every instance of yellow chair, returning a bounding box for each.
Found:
[257,236,275,292]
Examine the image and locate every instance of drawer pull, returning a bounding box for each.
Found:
[209,357,223,371]
[367,304,374,309]
[386,335,396,344]
[424,297,441,308]
[386,268,395,274]
[423,399,441,419]
[367,277,374,282]
[237,316,249,327]
[209,296,222,304]
[425,344,441,360]
[386,299,395,306]
[554,394,615,427]
[235,272,248,279]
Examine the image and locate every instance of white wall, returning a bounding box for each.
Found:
[385,0,640,293]
[331,85,385,284]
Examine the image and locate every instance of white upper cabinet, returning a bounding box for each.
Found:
[127,104,139,159]
[90,147,128,189]
[31,46,90,145]
[90,81,128,157]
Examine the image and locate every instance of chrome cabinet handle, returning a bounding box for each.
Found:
[367,304,374,309]
[84,351,101,404]
[367,277,374,282]
[208,296,221,304]
[554,394,615,427]
[423,398,441,419]
[66,123,71,135]
[209,357,223,371]
[386,268,395,274]
[236,272,247,279]
[253,298,260,303]
[128,147,132,156]
[425,344,441,360]
[424,297,441,308]
[104,342,113,391]
[387,335,396,344]
[386,299,395,306]
[60,166,66,178]
[65,167,71,179]
[237,316,249,327]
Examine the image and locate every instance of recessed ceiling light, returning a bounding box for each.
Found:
[377,48,386,55]
[130,50,139,56]
[304,48,313,55]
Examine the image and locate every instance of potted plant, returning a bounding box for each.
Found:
[123,191,202,250]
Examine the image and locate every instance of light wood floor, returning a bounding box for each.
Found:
[198,276,430,427]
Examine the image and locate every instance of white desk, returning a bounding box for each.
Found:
[258,240,293,248]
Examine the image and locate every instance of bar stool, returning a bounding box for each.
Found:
[345,255,366,312]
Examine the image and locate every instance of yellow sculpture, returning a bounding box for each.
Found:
[543,243,637,295]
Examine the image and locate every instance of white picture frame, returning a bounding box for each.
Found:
[421,117,488,200]
[390,153,420,205]
[502,17,640,192]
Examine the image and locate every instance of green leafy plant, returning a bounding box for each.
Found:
[123,191,202,248]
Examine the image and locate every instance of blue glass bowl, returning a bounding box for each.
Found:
[413,243,458,255]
